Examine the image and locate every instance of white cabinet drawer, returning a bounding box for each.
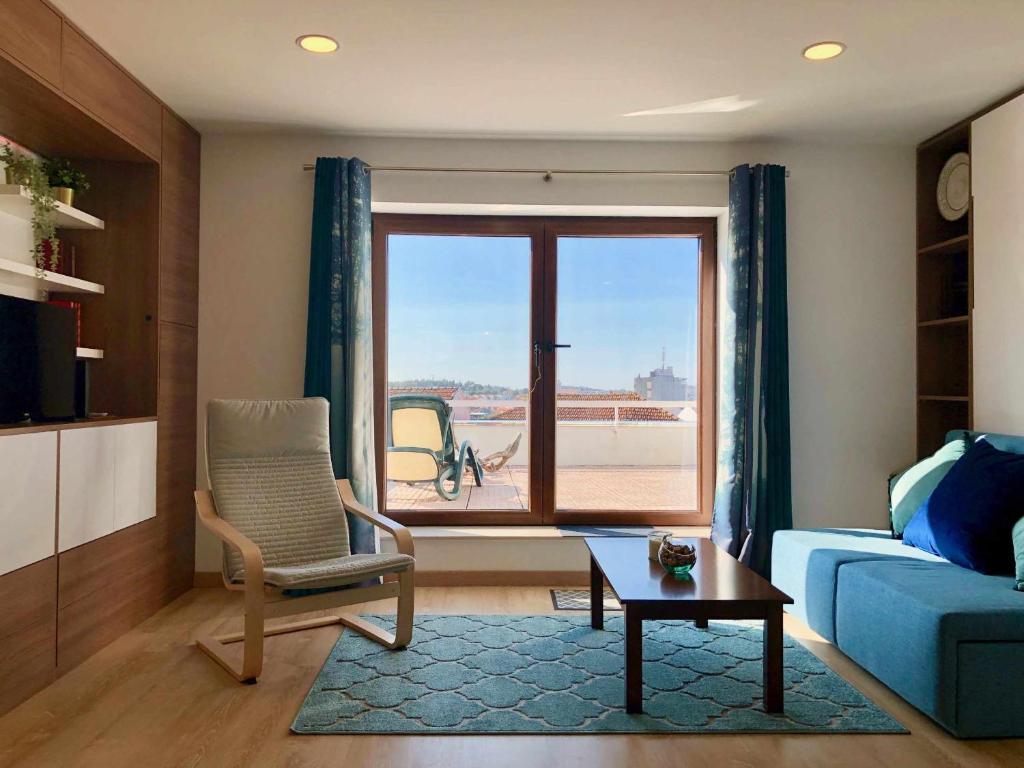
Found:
[0,431,57,575]
[58,426,116,552]
[113,421,157,530]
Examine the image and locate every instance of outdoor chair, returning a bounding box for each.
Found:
[386,394,483,501]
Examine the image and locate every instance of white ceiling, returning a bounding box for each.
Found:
[53,0,1024,144]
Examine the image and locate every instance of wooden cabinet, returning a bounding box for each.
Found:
[113,421,158,530]
[0,0,61,86]
[0,557,57,716]
[971,93,1024,435]
[58,426,117,552]
[160,109,201,327]
[57,422,158,551]
[0,2,198,716]
[60,23,162,160]
[0,431,56,575]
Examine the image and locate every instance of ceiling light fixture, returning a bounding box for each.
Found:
[624,95,760,117]
[296,34,339,54]
[802,41,845,61]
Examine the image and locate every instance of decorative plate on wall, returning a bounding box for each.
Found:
[937,152,970,221]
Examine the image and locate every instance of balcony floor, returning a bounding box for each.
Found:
[385,465,697,512]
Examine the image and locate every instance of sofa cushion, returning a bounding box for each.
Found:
[835,559,1024,737]
[903,438,1024,575]
[1014,516,1024,591]
[888,433,968,537]
[771,528,942,642]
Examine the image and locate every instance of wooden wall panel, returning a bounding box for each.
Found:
[0,52,147,162]
[0,558,57,716]
[158,321,198,594]
[0,0,61,86]
[159,109,200,327]
[60,23,162,159]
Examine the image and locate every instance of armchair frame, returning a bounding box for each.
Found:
[194,479,414,683]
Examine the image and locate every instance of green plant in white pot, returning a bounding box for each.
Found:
[2,143,59,272]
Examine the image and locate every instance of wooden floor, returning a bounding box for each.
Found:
[1,586,1022,767]
[386,465,698,512]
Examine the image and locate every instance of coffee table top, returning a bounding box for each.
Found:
[586,537,793,606]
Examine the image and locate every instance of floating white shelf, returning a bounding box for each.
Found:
[0,256,104,295]
[76,347,104,360]
[0,184,105,230]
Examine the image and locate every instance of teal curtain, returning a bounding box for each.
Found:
[711,164,792,577]
[304,157,377,555]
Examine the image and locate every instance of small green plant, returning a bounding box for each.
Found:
[44,158,90,192]
[2,143,59,271]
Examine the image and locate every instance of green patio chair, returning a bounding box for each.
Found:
[387,394,483,501]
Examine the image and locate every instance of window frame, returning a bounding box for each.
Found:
[372,214,716,526]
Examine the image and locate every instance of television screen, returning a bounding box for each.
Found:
[0,294,76,423]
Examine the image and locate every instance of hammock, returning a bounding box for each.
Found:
[475,432,523,473]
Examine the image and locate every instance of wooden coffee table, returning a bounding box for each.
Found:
[586,537,794,714]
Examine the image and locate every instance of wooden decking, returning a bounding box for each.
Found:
[386,465,698,511]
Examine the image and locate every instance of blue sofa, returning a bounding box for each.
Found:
[772,430,1024,739]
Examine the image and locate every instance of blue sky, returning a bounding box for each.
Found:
[387,234,699,391]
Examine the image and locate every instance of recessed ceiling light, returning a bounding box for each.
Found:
[296,34,339,54]
[802,41,845,61]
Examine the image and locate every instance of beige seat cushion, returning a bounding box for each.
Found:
[235,552,414,590]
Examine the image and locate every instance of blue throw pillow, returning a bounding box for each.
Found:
[903,438,1024,574]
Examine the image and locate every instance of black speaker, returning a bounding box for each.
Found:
[75,359,91,419]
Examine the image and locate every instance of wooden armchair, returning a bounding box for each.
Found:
[195,398,414,684]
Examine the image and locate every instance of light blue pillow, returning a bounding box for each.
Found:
[1013,517,1024,591]
[888,433,969,538]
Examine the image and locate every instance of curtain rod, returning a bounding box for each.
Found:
[300,163,758,181]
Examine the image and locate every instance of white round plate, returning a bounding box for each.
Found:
[937,152,970,221]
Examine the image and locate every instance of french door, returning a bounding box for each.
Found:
[373,215,716,526]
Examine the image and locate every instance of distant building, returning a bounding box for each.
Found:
[634,350,688,402]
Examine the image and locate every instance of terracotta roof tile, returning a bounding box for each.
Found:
[389,386,458,400]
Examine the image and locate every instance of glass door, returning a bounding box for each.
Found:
[541,219,713,525]
[374,217,545,524]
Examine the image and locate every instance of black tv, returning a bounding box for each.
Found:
[0,294,76,423]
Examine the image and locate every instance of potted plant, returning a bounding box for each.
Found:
[1,142,33,186]
[44,158,89,207]
[2,144,59,271]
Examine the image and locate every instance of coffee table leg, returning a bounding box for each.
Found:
[763,604,783,713]
[590,555,604,630]
[695,617,708,629]
[624,604,643,714]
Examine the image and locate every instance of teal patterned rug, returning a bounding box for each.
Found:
[292,615,906,734]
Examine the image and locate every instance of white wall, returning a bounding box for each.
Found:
[971,93,1024,434]
[454,421,696,467]
[197,133,916,570]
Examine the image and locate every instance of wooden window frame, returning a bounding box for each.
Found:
[372,214,717,526]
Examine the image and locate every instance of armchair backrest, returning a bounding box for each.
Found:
[206,398,349,581]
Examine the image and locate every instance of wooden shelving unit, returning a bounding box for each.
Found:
[0,0,199,719]
[916,122,972,457]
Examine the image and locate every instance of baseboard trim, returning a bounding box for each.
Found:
[414,571,589,587]
[193,570,588,588]
[193,571,223,588]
